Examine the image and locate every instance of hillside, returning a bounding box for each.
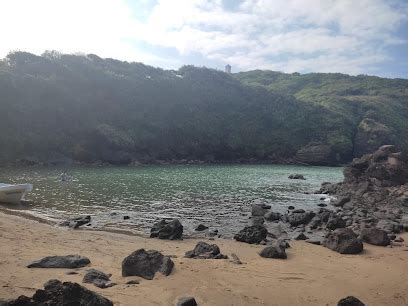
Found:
[0,51,407,166]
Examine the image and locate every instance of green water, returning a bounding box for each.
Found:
[0,164,343,236]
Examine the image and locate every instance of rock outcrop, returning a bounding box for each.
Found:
[6,279,113,306]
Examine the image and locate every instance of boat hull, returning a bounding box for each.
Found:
[0,184,33,204]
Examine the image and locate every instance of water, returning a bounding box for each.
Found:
[0,164,343,237]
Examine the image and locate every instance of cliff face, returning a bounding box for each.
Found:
[353,118,395,158]
[1,51,408,166]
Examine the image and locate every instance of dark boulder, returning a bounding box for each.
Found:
[122,249,174,280]
[287,211,315,227]
[360,228,390,246]
[27,255,90,268]
[7,280,113,306]
[83,269,115,289]
[150,219,183,240]
[177,297,198,306]
[259,245,287,259]
[195,224,208,231]
[337,295,365,306]
[323,228,363,254]
[185,242,227,259]
[234,225,267,244]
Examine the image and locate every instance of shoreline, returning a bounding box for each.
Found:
[0,211,407,305]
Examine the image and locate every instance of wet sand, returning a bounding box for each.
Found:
[0,213,407,305]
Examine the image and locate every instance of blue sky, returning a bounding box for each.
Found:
[1,0,407,78]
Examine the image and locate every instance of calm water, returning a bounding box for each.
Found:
[0,165,343,236]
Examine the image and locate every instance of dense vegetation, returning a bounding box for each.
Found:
[0,51,407,166]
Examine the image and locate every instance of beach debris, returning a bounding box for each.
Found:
[195,224,208,231]
[6,279,113,306]
[83,269,116,289]
[360,228,390,246]
[122,249,174,280]
[323,228,363,254]
[177,296,198,306]
[234,225,267,244]
[150,219,183,240]
[259,244,287,259]
[27,255,90,268]
[337,295,365,306]
[288,174,306,180]
[184,242,228,259]
[230,253,243,264]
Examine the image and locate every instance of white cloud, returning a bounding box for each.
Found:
[0,0,406,74]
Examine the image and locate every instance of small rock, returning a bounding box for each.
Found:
[126,280,140,285]
[288,174,306,180]
[317,203,327,207]
[177,296,198,306]
[184,242,227,259]
[294,233,309,240]
[394,236,404,243]
[305,239,321,245]
[195,224,208,231]
[288,206,295,210]
[123,215,130,220]
[83,269,115,289]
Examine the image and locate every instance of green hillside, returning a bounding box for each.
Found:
[0,51,407,166]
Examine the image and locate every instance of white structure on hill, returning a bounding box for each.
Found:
[225,64,231,73]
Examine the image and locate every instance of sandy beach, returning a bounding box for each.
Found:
[0,212,407,306]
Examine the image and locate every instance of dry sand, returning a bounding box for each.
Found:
[0,212,407,306]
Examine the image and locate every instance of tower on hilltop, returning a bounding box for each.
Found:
[225,64,231,73]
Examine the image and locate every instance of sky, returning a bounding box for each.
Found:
[0,0,407,78]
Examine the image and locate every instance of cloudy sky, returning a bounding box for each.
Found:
[1,0,407,78]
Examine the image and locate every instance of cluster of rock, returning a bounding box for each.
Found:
[3,279,113,306]
[230,146,407,256]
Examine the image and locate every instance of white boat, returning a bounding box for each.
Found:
[0,183,33,204]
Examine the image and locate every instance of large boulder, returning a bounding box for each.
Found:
[150,219,183,240]
[326,214,346,230]
[259,245,287,259]
[360,228,390,246]
[185,242,227,259]
[234,225,267,244]
[27,255,90,268]
[323,228,363,254]
[122,249,174,280]
[6,279,113,306]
